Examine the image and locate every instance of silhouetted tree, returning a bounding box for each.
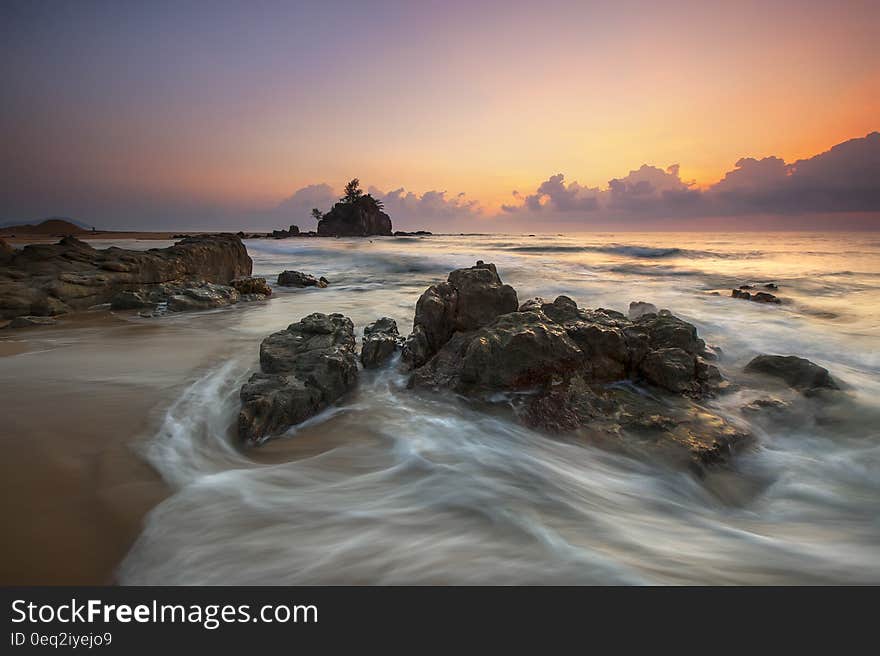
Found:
[341,178,363,204]
[311,208,323,222]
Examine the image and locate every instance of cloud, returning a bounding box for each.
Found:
[368,186,482,224]
[501,131,880,227]
[274,183,337,223]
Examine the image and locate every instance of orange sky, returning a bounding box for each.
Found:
[1,1,878,226]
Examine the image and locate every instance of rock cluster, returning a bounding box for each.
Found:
[731,283,781,304]
[402,262,744,468]
[0,235,252,320]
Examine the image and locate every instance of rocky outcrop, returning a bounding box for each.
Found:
[316,197,392,237]
[238,313,359,444]
[0,235,252,320]
[277,270,329,288]
[404,264,744,469]
[402,261,518,368]
[745,354,838,393]
[361,317,403,369]
[410,293,720,398]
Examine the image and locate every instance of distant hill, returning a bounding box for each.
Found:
[0,217,91,235]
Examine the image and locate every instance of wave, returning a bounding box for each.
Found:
[505,244,762,259]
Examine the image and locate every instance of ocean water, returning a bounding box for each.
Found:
[97,232,880,584]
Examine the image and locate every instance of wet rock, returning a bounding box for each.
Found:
[520,379,751,470]
[230,276,272,296]
[628,301,658,320]
[110,289,155,310]
[277,270,329,288]
[9,315,58,328]
[731,288,780,304]
[742,397,790,413]
[402,261,518,367]
[361,317,403,368]
[745,354,838,393]
[167,283,240,312]
[411,291,719,398]
[238,313,358,444]
[0,235,252,320]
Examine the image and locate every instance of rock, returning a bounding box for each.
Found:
[361,317,403,368]
[277,270,328,288]
[0,235,252,320]
[0,238,15,266]
[394,230,432,236]
[731,288,780,304]
[166,283,240,312]
[745,354,839,393]
[402,261,518,368]
[628,301,658,320]
[230,276,272,296]
[742,397,790,413]
[289,225,300,235]
[0,319,10,329]
[764,283,778,290]
[10,315,58,328]
[110,289,155,310]
[238,313,359,444]
[317,196,392,237]
[519,378,751,470]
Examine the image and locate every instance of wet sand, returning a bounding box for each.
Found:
[0,313,248,584]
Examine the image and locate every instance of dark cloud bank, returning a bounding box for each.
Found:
[501,131,880,230]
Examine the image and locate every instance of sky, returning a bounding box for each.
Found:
[1,0,878,231]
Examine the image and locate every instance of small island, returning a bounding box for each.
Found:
[312,179,393,237]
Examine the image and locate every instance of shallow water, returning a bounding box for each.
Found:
[5,232,880,583]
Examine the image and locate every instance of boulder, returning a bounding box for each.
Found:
[0,235,252,320]
[277,270,329,288]
[167,283,240,312]
[230,276,272,296]
[401,261,518,367]
[361,317,403,368]
[238,313,358,444]
[316,197,392,237]
[745,354,838,392]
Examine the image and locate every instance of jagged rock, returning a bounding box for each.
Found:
[361,317,403,368]
[238,313,358,444]
[317,197,392,237]
[402,261,518,368]
[9,315,58,328]
[0,235,252,320]
[628,301,658,320]
[277,270,328,288]
[745,354,838,393]
[230,276,272,296]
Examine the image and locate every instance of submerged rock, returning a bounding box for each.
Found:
[361,317,403,369]
[731,288,781,304]
[0,235,252,320]
[402,261,518,368]
[520,379,751,470]
[745,354,839,393]
[238,313,358,444]
[277,270,329,288]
